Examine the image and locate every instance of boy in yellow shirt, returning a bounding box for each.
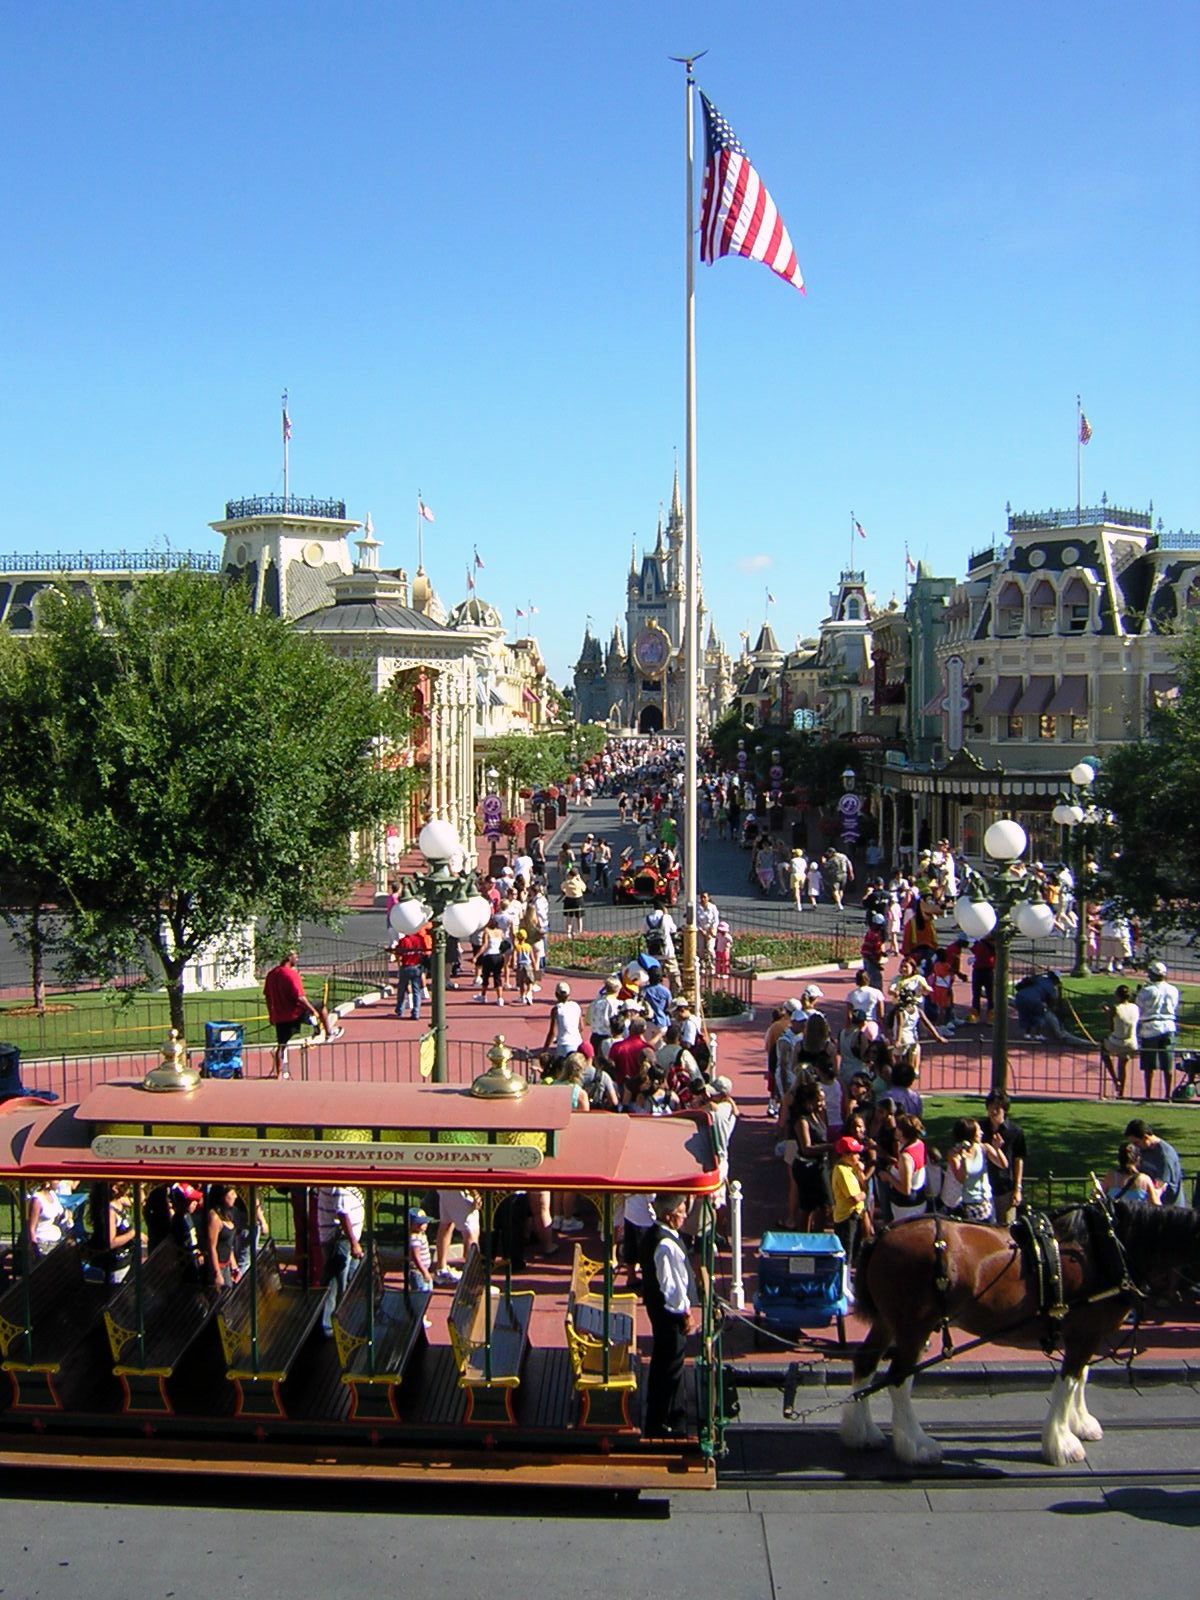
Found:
[831,1135,867,1264]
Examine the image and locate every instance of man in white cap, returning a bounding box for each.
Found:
[1136,960,1180,1101]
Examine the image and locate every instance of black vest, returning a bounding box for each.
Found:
[639,1222,685,1321]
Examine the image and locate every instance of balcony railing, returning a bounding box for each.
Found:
[0,551,221,575]
[1008,503,1151,533]
[224,495,347,521]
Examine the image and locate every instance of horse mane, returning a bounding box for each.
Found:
[1115,1200,1200,1271]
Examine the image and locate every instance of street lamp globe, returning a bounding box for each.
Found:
[984,819,1027,862]
[1014,900,1057,940]
[955,898,997,939]
[1070,761,1096,788]
[1051,801,1073,826]
[419,818,462,863]
[388,898,430,937]
[443,897,491,940]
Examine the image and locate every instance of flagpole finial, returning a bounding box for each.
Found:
[669,48,708,79]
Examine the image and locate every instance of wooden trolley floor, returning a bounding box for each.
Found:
[0,1342,714,1492]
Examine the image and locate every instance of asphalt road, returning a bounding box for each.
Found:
[4,1382,1199,1600]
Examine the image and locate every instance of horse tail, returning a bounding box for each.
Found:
[853,1237,878,1321]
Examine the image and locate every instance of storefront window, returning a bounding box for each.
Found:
[1006,714,1024,740]
[1038,714,1057,740]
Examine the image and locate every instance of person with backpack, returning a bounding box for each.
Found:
[643,898,677,963]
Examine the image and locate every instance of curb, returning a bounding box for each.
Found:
[727,1357,1198,1390]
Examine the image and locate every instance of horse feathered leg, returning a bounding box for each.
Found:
[1042,1373,1088,1465]
[1065,1365,1103,1443]
[888,1373,943,1468]
[839,1321,887,1451]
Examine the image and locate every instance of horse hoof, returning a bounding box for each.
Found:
[895,1438,943,1469]
[1075,1417,1104,1443]
[839,1406,886,1452]
[1043,1434,1087,1466]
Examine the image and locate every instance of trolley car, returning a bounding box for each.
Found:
[0,1050,726,1491]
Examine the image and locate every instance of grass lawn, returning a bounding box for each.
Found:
[1060,973,1200,1049]
[0,973,363,1061]
[922,1092,1200,1206]
[547,930,841,973]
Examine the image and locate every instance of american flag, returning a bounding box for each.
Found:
[466,566,475,592]
[855,518,867,540]
[1079,411,1093,445]
[473,546,485,570]
[282,393,292,442]
[418,497,435,523]
[766,591,776,604]
[699,92,805,293]
[905,545,917,573]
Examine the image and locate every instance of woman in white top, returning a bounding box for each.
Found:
[543,982,584,1062]
[806,859,823,906]
[27,1180,68,1260]
[940,1118,1007,1222]
[1100,983,1141,1100]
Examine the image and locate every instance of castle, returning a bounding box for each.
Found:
[572,471,733,732]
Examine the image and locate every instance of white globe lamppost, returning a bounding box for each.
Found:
[954,817,1053,1094]
[389,819,492,1083]
[1051,760,1097,976]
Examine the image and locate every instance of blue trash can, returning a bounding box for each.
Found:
[753,1230,850,1340]
[203,1021,244,1079]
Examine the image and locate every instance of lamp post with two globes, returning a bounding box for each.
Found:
[1050,760,1098,978]
[954,819,1058,1096]
[388,818,493,1084]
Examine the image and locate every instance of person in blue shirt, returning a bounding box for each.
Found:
[643,972,673,1037]
[1013,969,1089,1045]
[1124,1118,1184,1206]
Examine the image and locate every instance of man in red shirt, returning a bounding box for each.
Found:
[607,1016,653,1092]
[393,929,426,1019]
[263,951,341,1077]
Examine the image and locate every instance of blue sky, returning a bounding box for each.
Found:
[3,1,1197,683]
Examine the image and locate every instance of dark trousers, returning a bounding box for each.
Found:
[644,1311,688,1437]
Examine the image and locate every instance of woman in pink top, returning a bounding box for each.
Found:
[881,1113,928,1222]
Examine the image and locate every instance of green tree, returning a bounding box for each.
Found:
[486,725,605,792]
[1096,628,1200,938]
[0,571,414,1036]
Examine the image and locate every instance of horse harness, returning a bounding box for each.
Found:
[929,1200,1144,1361]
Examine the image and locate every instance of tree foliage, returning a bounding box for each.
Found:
[0,571,414,1031]
[708,713,861,808]
[486,724,605,792]
[1096,629,1200,938]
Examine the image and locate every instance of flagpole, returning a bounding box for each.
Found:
[681,53,702,1009]
[282,390,289,510]
[1075,397,1083,521]
[417,491,425,571]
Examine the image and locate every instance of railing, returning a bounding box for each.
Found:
[1008,505,1151,533]
[967,546,998,571]
[0,551,221,574]
[223,495,347,521]
[1151,529,1200,550]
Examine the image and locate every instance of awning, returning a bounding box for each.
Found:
[980,676,1021,715]
[921,686,947,715]
[1046,676,1088,715]
[1012,676,1055,715]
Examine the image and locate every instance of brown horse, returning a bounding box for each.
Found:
[840,1203,1200,1467]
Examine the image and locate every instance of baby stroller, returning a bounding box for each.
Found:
[1170,1051,1200,1101]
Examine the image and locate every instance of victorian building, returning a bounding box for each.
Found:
[863,503,1194,866]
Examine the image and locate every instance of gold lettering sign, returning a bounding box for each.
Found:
[89,1135,543,1171]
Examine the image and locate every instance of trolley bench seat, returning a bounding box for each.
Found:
[447,1245,533,1424]
[564,1244,639,1428]
[332,1255,430,1421]
[103,1239,223,1413]
[0,1242,108,1409]
[217,1238,325,1418]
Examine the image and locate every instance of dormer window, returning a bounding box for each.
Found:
[997,580,1023,637]
[1029,578,1056,635]
[1062,575,1090,633]
[844,597,861,621]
